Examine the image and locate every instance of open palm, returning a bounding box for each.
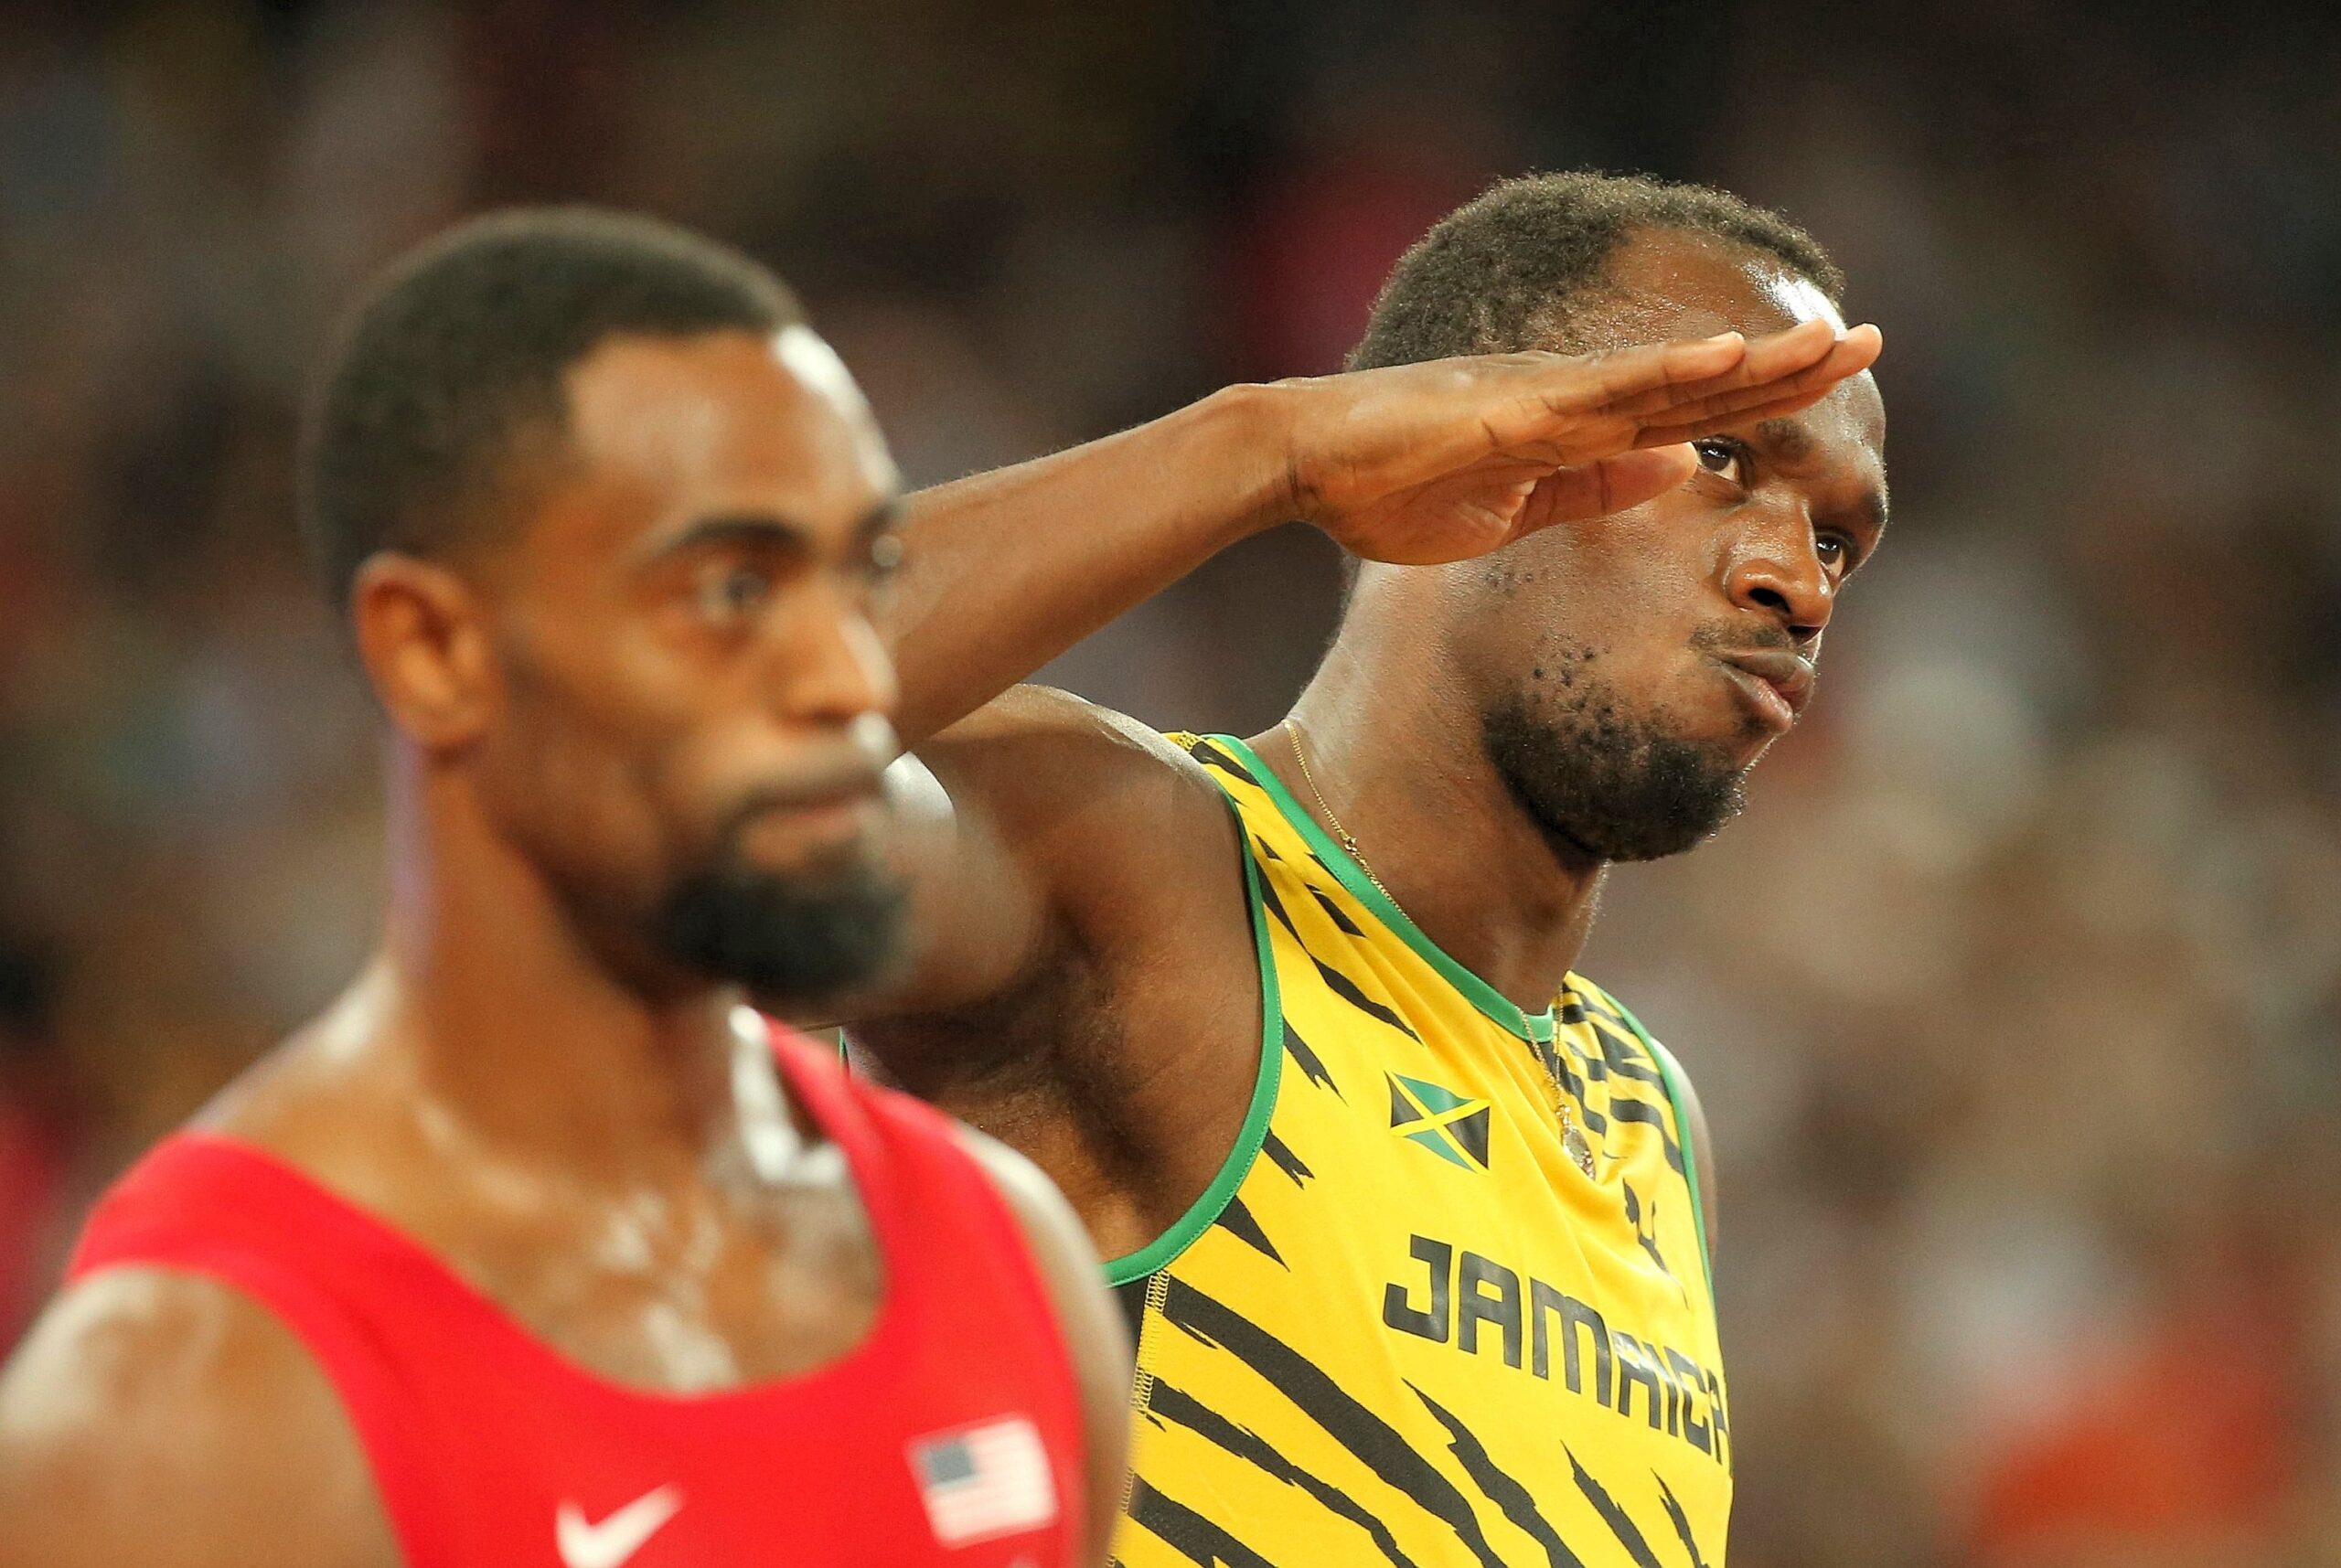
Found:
[1284,319,1882,564]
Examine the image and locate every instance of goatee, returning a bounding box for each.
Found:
[653,855,906,1008]
[1481,667,1749,864]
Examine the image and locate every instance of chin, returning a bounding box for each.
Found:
[1481,690,1751,865]
[652,856,908,1008]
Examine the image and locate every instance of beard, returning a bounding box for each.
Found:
[1481,659,1751,864]
[651,846,906,1009]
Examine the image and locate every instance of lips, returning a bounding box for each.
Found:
[723,756,890,846]
[1716,648,1816,731]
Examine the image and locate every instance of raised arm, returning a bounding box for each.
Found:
[882,320,1881,743]
[821,323,1880,1034]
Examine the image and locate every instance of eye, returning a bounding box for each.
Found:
[1691,439,1745,485]
[1815,534,1852,573]
[696,562,774,624]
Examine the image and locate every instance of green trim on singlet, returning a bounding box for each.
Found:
[1100,797,1285,1287]
[1212,735,1558,1046]
[1627,1015,1716,1307]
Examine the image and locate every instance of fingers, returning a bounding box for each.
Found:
[1617,335,1880,444]
[1566,320,1822,418]
[1720,316,1855,390]
[1624,336,1881,448]
[1555,331,1753,410]
[1708,324,1881,412]
[1596,318,1875,421]
[1506,445,1700,539]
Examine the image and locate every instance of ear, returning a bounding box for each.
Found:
[348,553,499,752]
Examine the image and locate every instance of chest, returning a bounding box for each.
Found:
[433,1163,884,1393]
[324,1175,1077,1567]
[1118,1009,1736,1568]
[1267,942,1712,1320]
[1233,995,1721,1400]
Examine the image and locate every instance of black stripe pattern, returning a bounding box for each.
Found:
[1214,1195,1285,1266]
[1145,1381,1423,1568]
[1408,1382,1588,1568]
[1158,1278,1511,1568]
[1129,1477,1281,1567]
[1566,1445,1664,1568]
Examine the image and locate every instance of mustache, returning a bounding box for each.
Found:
[708,752,889,845]
[1688,621,1797,656]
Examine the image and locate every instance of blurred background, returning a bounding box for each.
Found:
[3,2,2338,1563]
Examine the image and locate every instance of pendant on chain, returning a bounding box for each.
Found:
[1559,1099,1598,1179]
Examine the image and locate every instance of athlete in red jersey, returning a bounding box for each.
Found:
[0,210,1129,1567]
[62,1030,1090,1567]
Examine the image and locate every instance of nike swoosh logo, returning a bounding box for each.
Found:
[557,1486,684,1568]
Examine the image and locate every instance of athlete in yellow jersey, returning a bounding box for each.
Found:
[1104,730,1732,1565]
[840,172,1887,1566]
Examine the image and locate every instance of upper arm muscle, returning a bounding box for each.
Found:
[845,686,1237,1045]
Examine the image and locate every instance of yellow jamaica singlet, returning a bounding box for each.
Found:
[1107,733,1731,1568]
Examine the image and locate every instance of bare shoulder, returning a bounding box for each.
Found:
[927,688,1251,1001]
[859,684,1265,1277]
[954,1123,1115,1287]
[0,1268,395,1568]
[950,1125,1133,1566]
[859,681,1248,1038]
[921,685,1230,859]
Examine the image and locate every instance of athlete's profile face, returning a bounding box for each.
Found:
[474,325,910,1002]
[1459,234,1888,860]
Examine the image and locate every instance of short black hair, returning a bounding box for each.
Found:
[303,207,803,604]
[1348,170,1844,371]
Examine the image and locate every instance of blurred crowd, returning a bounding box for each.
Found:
[3,2,2338,1563]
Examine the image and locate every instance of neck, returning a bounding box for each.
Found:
[361,749,763,1186]
[1257,624,1606,1018]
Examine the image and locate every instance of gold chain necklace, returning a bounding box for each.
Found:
[1278,720,1597,1178]
[1283,717,1397,904]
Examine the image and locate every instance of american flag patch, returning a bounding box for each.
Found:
[907,1415,1058,1547]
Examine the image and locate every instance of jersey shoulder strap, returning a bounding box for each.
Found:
[1571,978,1715,1298]
[69,1136,459,1565]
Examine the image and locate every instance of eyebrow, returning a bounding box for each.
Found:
[1751,417,1890,534]
[645,512,809,561]
[1751,417,1817,462]
[643,497,903,563]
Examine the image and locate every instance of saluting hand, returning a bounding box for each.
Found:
[1273,318,1883,565]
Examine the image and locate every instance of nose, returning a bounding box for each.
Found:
[1724,515,1833,645]
[768,581,900,732]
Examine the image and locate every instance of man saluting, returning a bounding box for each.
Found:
[845,172,1886,1568]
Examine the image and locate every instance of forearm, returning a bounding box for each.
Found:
[879,321,1882,744]
[883,382,1293,744]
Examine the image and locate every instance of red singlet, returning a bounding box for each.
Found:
[68,1030,1086,1568]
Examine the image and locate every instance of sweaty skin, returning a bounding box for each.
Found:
[847,230,1886,1270]
[0,328,1132,1568]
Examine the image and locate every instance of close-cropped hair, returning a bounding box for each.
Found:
[1349,170,1844,372]
[303,207,803,605]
